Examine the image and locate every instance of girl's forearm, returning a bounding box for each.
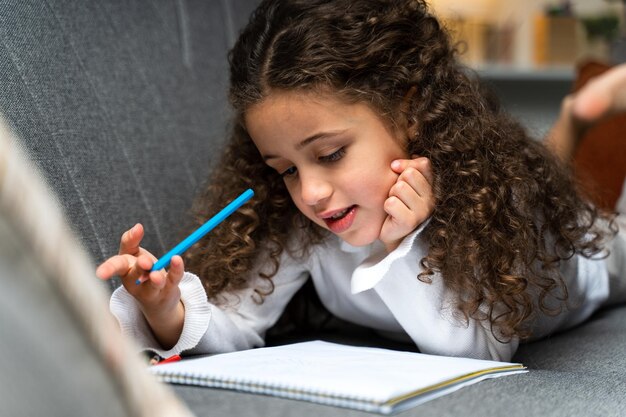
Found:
[143,300,186,351]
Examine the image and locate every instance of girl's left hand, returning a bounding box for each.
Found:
[379,156,435,252]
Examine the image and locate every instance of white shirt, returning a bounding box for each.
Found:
[110,221,612,362]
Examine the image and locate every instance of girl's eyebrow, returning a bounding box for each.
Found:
[263,129,347,161]
[295,129,347,150]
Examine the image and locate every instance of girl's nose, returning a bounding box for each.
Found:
[300,174,332,206]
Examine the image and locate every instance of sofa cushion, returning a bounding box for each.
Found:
[0,0,260,291]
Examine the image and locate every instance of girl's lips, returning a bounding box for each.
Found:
[322,205,357,234]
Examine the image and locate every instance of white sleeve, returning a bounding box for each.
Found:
[351,223,518,362]
[109,249,309,357]
[109,272,211,358]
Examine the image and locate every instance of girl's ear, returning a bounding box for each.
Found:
[405,118,418,140]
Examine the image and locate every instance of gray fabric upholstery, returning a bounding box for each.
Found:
[1,1,625,416]
[0,0,255,291]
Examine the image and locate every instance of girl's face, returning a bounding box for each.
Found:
[246,90,408,247]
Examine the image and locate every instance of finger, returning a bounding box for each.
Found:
[167,255,185,287]
[388,179,422,211]
[414,157,434,186]
[148,270,167,289]
[390,171,435,218]
[95,254,133,280]
[382,196,413,234]
[119,223,144,256]
[391,157,433,185]
[134,254,157,285]
[136,253,156,271]
[95,262,116,280]
[574,65,626,121]
[396,167,432,199]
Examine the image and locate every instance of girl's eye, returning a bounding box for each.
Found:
[319,147,345,163]
[281,166,298,177]
[279,147,345,177]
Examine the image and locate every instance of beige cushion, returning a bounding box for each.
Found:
[0,118,193,417]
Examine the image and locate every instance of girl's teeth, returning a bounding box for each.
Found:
[331,208,349,219]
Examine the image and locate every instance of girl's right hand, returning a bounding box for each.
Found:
[379,156,435,253]
[96,223,185,349]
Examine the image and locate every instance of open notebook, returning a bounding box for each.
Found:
[151,340,527,414]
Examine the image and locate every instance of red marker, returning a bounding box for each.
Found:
[155,354,181,366]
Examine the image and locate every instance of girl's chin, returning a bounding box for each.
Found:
[336,230,381,248]
[309,210,384,247]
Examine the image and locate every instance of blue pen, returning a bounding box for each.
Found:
[138,188,254,283]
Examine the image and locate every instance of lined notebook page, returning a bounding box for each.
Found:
[151,340,526,414]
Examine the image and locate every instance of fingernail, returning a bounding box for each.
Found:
[391,160,401,170]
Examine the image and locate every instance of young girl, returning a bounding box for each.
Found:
[96,0,625,362]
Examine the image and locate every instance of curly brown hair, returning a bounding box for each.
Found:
[184,0,615,341]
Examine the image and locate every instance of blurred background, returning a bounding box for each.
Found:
[428,0,626,136]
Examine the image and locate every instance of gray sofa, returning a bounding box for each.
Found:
[1,1,625,416]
